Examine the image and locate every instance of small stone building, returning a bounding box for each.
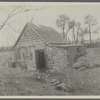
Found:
[13,22,86,71]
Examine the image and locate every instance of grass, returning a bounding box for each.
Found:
[0,48,100,95]
[0,65,68,96]
[71,67,100,95]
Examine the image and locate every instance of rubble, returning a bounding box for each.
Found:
[73,48,100,69]
[55,82,67,92]
[50,79,61,86]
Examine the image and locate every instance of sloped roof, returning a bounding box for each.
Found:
[14,22,67,48]
[27,23,67,44]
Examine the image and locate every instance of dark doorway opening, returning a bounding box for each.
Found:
[35,50,46,72]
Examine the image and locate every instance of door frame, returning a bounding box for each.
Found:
[35,49,46,71]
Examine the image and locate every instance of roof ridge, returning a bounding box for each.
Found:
[27,22,54,29]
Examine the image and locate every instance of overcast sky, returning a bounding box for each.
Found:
[0,2,100,47]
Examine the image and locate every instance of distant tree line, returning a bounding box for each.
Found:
[56,14,98,44]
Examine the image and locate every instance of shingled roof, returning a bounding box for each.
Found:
[14,22,67,48]
[27,23,67,44]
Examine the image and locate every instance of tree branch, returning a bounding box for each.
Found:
[7,24,20,33]
[0,6,51,31]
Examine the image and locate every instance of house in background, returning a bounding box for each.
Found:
[13,22,86,72]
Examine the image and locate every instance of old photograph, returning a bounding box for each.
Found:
[0,2,99,96]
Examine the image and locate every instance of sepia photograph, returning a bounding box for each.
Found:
[0,2,99,96]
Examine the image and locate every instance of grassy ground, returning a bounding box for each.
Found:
[0,51,68,96]
[1,65,100,95]
[72,48,100,95]
[0,66,68,96]
[0,48,100,95]
[71,68,100,95]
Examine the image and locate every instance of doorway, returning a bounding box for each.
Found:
[35,50,46,72]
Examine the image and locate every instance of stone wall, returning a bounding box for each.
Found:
[45,46,67,72]
[45,45,86,72]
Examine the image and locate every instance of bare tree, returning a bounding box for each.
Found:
[0,6,51,48]
[0,5,50,32]
[85,15,97,43]
[56,15,70,39]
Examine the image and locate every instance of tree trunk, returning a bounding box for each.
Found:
[89,32,92,43]
[81,34,84,44]
[62,28,65,38]
[66,28,70,41]
[77,32,79,43]
[89,25,92,43]
[73,27,76,44]
[76,27,80,44]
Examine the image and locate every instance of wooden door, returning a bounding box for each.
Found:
[26,47,36,70]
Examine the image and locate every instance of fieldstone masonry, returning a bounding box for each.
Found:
[45,45,86,72]
[45,46,67,72]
